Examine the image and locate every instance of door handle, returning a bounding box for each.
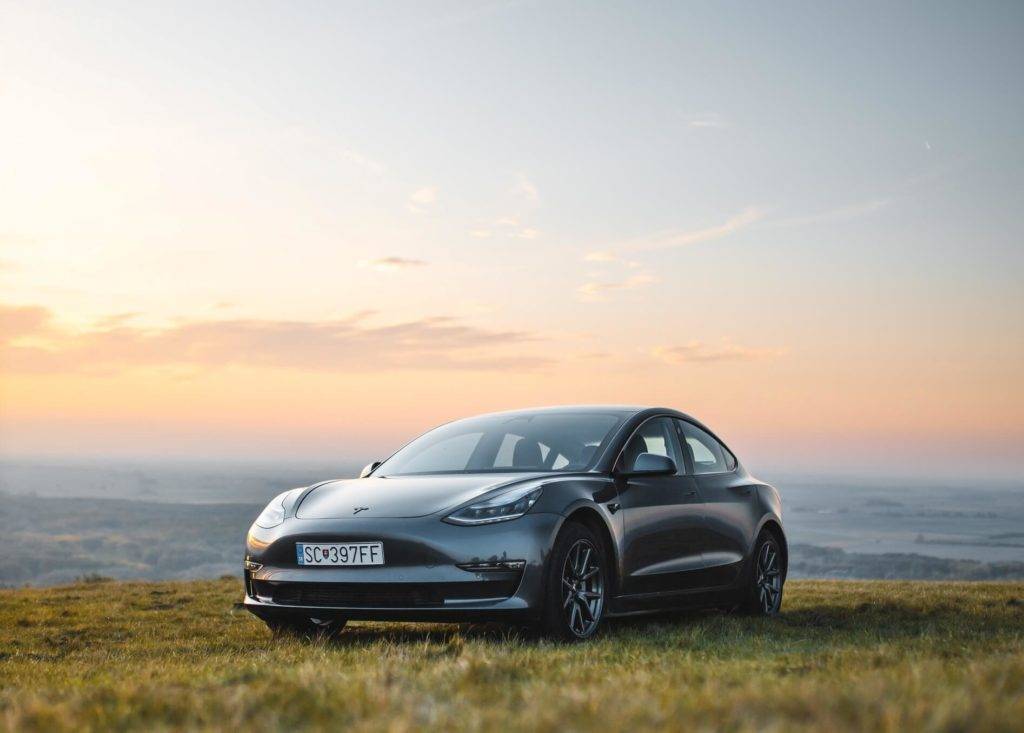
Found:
[607,502,621,514]
[684,490,697,498]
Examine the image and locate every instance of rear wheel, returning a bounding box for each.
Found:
[740,532,784,615]
[540,522,608,641]
[267,616,347,640]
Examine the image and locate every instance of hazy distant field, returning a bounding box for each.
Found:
[1,459,1023,585]
[0,458,363,504]
[1,578,1022,732]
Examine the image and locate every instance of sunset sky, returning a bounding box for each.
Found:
[2,1,1022,476]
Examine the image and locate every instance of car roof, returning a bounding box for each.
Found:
[465,404,649,419]
[460,405,702,424]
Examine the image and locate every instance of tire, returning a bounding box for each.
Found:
[267,616,347,640]
[739,531,784,616]
[540,522,609,641]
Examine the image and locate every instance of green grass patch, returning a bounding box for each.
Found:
[1,579,1022,731]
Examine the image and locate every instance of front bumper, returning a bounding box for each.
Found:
[243,511,562,623]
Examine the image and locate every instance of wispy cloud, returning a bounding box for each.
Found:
[0,304,52,339]
[653,341,784,364]
[577,273,657,302]
[574,209,765,300]
[95,312,142,328]
[635,206,769,251]
[511,174,539,203]
[338,147,386,176]
[358,257,429,272]
[577,197,887,299]
[683,112,730,129]
[604,196,887,258]
[582,251,641,268]
[408,186,438,213]
[767,198,891,229]
[0,303,551,374]
[469,216,539,240]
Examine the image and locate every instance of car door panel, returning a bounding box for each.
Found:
[694,473,761,584]
[617,473,705,593]
[615,417,709,595]
[677,420,759,586]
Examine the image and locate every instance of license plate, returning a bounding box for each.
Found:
[296,542,384,566]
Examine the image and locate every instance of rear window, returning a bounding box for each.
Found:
[678,421,735,474]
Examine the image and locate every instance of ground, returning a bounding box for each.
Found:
[1,579,1022,732]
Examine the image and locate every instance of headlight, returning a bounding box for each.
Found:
[254,491,291,529]
[443,485,542,526]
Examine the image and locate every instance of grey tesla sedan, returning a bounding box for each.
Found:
[243,405,786,640]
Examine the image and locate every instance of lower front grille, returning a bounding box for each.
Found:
[252,580,518,608]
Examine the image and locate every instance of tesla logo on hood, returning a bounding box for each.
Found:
[353,507,369,514]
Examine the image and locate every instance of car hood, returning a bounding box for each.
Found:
[294,473,548,519]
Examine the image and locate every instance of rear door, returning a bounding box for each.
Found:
[615,416,707,595]
[676,420,759,586]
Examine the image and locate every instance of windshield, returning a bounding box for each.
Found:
[376,411,626,477]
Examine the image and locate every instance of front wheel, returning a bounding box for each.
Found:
[267,616,347,640]
[540,522,608,641]
[740,532,784,615]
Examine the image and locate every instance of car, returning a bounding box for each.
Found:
[243,405,787,640]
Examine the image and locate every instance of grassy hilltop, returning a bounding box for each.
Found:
[1,579,1022,732]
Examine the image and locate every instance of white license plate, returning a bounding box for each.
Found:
[296,542,384,566]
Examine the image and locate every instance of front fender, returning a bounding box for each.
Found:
[538,473,622,595]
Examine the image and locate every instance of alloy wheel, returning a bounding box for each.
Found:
[756,540,782,614]
[561,538,604,637]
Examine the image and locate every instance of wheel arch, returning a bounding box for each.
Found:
[755,516,788,580]
[557,505,621,597]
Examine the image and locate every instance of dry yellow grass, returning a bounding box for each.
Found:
[1,578,1023,732]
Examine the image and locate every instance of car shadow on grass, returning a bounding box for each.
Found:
[288,596,1022,649]
[269,621,530,647]
[279,610,723,647]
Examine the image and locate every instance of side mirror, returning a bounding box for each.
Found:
[359,461,381,478]
[623,453,676,476]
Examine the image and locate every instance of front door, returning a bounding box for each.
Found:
[615,416,707,595]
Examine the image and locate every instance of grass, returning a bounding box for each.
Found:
[1,579,1023,732]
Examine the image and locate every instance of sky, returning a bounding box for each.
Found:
[1,0,1022,476]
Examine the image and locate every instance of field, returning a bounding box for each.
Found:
[1,580,1023,732]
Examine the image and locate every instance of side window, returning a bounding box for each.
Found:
[620,417,684,473]
[679,422,733,475]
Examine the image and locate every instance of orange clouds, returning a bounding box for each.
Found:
[652,342,785,364]
[0,304,52,339]
[2,300,1020,473]
[0,303,550,374]
[358,257,429,272]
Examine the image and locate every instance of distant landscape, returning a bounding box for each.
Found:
[1,458,1022,586]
